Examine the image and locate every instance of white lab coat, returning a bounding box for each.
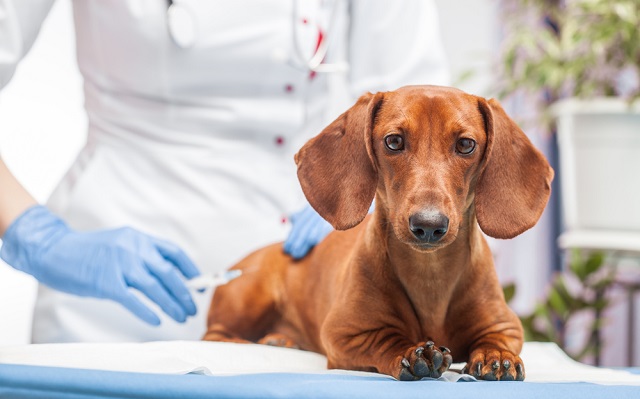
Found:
[0,0,449,343]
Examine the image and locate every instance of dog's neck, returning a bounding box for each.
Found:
[361,204,486,331]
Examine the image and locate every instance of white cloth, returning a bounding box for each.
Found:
[1,341,639,385]
[0,0,449,343]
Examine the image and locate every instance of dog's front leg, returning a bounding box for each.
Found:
[453,284,526,381]
[322,318,452,380]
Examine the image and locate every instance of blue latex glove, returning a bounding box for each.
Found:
[283,205,333,260]
[0,205,200,325]
[284,201,376,260]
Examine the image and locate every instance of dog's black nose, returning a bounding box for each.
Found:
[409,211,449,243]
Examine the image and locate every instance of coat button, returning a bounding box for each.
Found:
[285,84,294,93]
[275,136,285,146]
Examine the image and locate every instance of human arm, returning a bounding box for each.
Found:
[0,157,37,235]
[0,157,200,325]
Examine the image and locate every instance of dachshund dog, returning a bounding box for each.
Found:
[204,85,553,381]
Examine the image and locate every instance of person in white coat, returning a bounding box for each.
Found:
[0,0,449,343]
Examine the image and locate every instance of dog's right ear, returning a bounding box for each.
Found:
[295,92,383,230]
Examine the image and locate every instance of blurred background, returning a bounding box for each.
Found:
[0,0,638,367]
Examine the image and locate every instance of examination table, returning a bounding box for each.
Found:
[1,341,639,398]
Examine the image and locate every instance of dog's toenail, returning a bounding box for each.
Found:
[476,362,482,376]
[401,358,410,368]
[492,361,500,370]
[426,341,434,348]
[432,351,443,370]
[415,346,424,356]
[516,363,524,380]
[439,346,450,353]
[503,360,511,370]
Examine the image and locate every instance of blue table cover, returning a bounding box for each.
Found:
[1,363,640,399]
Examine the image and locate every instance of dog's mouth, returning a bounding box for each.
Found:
[395,235,450,252]
[395,227,456,252]
[410,241,446,252]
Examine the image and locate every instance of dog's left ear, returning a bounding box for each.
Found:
[475,98,554,239]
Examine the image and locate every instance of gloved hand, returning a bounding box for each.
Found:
[0,205,200,325]
[283,204,333,260]
[283,201,376,260]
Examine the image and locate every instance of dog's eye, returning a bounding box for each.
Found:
[384,134,404,151]
[456,138,476,155]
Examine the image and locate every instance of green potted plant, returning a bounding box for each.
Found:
[503,251,615,365]
[498,0,640,239]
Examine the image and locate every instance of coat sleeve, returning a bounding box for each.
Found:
[347,0,450,97]
[0,0,56,90]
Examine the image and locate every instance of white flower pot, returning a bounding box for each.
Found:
[551,98,640,233]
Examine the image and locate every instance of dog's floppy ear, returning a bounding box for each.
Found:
[295,92,383,230]
[475,98,554,239]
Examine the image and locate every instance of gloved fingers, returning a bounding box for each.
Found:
[283,209,311,257]
[284,211,318,260]
[288,206,310,223]
[125,267,188,323]
[145,252,197,316]
[117,291,162,326]
[152,238,200,279]
[293,216,332,258]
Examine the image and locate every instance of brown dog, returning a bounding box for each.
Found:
[204,85,553,381]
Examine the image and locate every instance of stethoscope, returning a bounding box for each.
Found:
[166,0,348,74]
[290,0,349,73]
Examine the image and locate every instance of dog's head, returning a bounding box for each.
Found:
[295,85,554,251]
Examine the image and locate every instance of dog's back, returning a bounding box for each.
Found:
[204,216,370,353]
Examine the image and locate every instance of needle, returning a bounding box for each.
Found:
[186,270,242,291]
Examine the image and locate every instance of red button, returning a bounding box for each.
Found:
[281,216,288,224]
[301,18,308,25]
[309,70,317,80]
[275,136,285,146]
[285,84,294,93]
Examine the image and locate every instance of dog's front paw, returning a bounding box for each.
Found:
[464,348,524,381]
[395,341,453,381]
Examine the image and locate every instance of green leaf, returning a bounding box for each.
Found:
[584,252,605,276]
[593,298,610,312]
[503,283,516,304]
[497,0,639,103]
[553,277,582,312]
[569,250,587,280]
[548,287,569,318]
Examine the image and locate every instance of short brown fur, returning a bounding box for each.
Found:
[204,85,554,381]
